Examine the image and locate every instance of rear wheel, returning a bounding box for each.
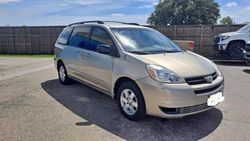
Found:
[117,81,146,121]
[227,42,245,59]
[58,62,72,85]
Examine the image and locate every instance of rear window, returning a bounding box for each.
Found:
[57,27,73,44]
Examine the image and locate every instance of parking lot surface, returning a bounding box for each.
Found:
[0,57,250,141]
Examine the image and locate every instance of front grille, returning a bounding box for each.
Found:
[194,82,223,95]
[185,72,218,85]
[160,103,209,115]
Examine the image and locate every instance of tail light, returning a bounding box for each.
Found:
[188,41,195,50]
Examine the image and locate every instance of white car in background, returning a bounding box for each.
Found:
[244,41,250,65]
[214,24,250,60]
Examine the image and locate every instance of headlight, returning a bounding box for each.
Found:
[146,65,185,83]
[221,36,230,41]
[210,61,222,77]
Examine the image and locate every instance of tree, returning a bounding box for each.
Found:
[220,16,234,25]
[147,0,220,25]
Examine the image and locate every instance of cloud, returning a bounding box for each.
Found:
[240,6,250,13]
[138,4,152,8]
[220,4,250,24]
[0,14,149,26]
[61,0,114,6]
[0,0,155,26]
[225,2,238,8]
[0,0,20,4]
[111,13,125,17]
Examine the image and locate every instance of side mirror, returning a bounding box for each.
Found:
[97,44,113,55]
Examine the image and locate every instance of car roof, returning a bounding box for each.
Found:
[68,21,148,29]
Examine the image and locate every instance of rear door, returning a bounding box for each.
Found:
[55,26,74,73]
[66,26,92,80]
[82,27,115,92]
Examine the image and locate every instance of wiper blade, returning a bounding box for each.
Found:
[162,50,181,53]
[147,50,180,54]
[127,51,148,55]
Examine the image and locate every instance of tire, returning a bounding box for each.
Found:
[58,62,72,85]
[227,42,245,59]
[246,59,250,66]
[117,81,146,121]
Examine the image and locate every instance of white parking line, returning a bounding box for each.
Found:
[0,64,54,81]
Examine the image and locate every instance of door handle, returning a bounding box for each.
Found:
[80,52,85,60]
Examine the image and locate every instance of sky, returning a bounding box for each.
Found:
[0,0,249,26]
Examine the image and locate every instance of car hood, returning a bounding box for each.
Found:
[219,31,244,36]
[132,51,216,78]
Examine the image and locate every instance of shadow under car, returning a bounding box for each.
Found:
[41,79,223,141]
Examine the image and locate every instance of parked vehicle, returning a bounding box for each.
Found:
[54,21,224,121]
[173,40,195,51]
[214,24,250,60]
[244,42,250,65]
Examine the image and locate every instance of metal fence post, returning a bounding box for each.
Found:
[199,25,203,53]
[9,26,14,53]
[174,25,177,39]
[28,27,32,53]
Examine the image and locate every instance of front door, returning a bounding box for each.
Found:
[83,27,115,92]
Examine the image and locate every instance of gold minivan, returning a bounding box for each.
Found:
[54,21,224,121]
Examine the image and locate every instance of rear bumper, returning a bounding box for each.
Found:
[136,76,224,118]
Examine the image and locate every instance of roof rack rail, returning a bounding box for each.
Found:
[69,21,104,26]
[68,20,140,26]
[102,21,140,26]
[126,23,140,25]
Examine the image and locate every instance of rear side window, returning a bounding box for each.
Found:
[69,26,91,48]
[57,27,73,45]
[89,27,114,52]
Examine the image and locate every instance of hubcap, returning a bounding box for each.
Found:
[120,89,138,116]
[59,66,66,82]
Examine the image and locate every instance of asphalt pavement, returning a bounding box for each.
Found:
[0,57,250,141]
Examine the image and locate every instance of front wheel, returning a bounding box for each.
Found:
[227,42,245,59]
[246,59,250,66]
[117,81,146,121]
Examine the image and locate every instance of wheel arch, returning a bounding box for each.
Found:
[113,77,142,100]
[228,40,246,48]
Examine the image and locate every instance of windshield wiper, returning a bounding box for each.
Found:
[147,50,181,54]
[164,50,181,53]
[127,51,148,55]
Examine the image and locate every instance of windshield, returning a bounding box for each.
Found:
[238,24,250,32]
[111,28,182,54]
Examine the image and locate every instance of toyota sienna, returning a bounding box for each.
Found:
[54,21,224,121]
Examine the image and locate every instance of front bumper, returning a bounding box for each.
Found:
[213,43,227,51]
[136,76,224,118]
[213,36,228,51]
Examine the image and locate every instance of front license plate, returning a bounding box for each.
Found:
[207,92,225,106]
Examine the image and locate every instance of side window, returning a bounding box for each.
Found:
[57,27,73,45]
[89,27,114,52]
[69,26,91,48]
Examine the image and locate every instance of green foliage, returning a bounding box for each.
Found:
[220,16,234,25]
[147,0,220,25]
